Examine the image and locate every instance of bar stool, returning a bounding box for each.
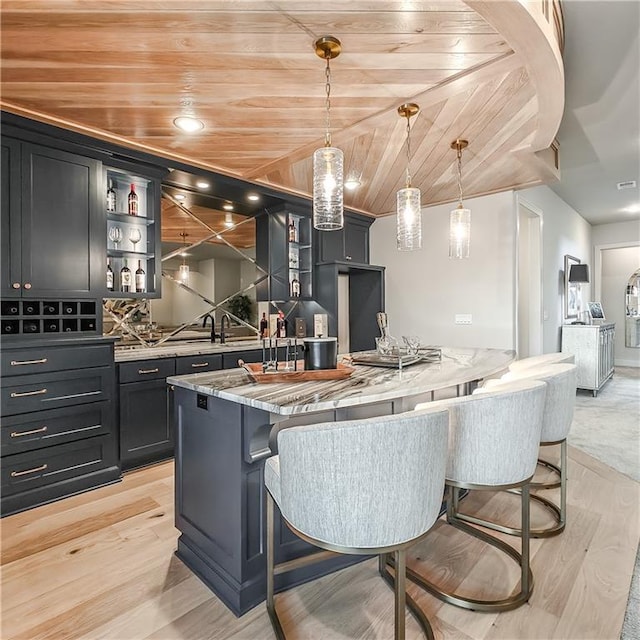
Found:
[469,363,577,537]
[404,379,547,612]
[264,405,450,640]
[508,352,574,373]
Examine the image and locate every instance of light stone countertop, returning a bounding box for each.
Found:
[114,339,269,362]
[167,346,515,415]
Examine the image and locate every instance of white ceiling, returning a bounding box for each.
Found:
[549,0,640,226]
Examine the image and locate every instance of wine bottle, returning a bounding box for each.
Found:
[120,259,132,292]
[290,276,301,298]
[106,179,117,212]
[107,259,114,291]
[288,218,297,243]
[128,183,138,216]
[259,312,269,338]
[135,260,146,293]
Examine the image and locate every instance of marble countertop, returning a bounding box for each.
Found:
[114,339,269,362]
[167,347,515,415]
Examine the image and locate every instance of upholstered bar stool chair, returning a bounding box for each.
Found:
[508,352,575,373]
[405,379,547,612]
[264,405,450,640]
[470,363,577,537]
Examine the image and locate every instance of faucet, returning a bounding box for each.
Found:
[220,313,232,344]
[202,314,216,343]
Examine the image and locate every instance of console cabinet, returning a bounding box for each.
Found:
[561,323,615,396]
[0,339,119,516]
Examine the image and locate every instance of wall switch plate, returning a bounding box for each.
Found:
[455,314,473,325]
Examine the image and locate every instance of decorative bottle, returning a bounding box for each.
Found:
[260,312,269,338]
[288,218,297,243]
[106,259,114,291]
[290,276,301,298]
[135,260,146,293]
[128,183,139,216]
[107,179,117,212]
[120,259,132,292]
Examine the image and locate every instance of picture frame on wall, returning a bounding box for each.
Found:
[564,254,581,320]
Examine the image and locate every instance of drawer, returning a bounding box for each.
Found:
[1,435,116,497]
[119,358,175,383]
[1,367,113,416]
[2,403,113,456]
[175,354,222,375]
[1,343,113,377]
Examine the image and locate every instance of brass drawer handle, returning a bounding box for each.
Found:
[138,368,159,375]
[10,388,47,398]
[191,362,209,368]
[10,358,48,366]
[11,426,48,438]
[11,463,47,477]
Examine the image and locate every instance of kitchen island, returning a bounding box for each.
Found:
[168,346,514,616]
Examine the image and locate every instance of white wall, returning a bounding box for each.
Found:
[370,191,516,349]
[517,186,592,351]
[370,186,593,353]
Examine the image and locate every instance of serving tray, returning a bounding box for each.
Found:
[238,360,355,383]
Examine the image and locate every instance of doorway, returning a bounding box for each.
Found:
[517,199,543,357]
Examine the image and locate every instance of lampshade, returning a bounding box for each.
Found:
[312,36,344,231]
[449,139,470,259]
[396,103,421,251]
[568,264,589,283]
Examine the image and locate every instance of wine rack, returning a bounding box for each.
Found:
[287,213,313,300]
[105,166,159,299]
[0,299,100,336]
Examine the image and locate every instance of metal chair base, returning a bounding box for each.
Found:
[266,492,433,640]
[455,440,567,539]
[400,483,533,613]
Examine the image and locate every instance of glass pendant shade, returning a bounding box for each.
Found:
[449,204,471,259]
[178,263,190,282]
[313,146,344,230]
[397,187,422,251]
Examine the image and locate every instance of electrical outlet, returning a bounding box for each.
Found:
[455,314,472,325]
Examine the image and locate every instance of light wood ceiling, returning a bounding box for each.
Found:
[0,0,564,219]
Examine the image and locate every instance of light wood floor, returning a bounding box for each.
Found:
[1,446,638,640]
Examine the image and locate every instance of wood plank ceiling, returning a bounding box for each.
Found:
[0,0,564,231]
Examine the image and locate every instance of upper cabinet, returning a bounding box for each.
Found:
[104,165,161,299]
[1,138,102,300]
[315,212,372,264]
[256,204,313,302]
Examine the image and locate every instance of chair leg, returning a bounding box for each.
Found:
[394,549,406,640]
[403,484,534,612]
[266,493,286,640]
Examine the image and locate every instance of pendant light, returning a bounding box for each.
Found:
[396,103,422,251]
[178,232,190,282]
[449,139,471,259]
[313,36,344,231]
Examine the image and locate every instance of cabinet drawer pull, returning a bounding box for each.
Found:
[191,362,209,368]
[23,283,32,290]
[12,282,20,289]
[10,388,48,398]
[11,426,48,438]
[11,464,47,477]
[10,358,48,366]
[138,368,159,375]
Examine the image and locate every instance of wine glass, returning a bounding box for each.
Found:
[129,227,142,252]
[108,225,123,250]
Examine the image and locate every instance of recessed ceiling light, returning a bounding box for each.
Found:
[196,180,210,189]
[344,178,361,190]
[617,180,637,190]
[174,194,186,201]
[247,193,260,202]
[173,116,204,133]
[222,202,234,211]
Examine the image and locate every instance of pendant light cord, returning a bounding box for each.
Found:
[324,57,332,147]
[456,145,464,207]
[405,115,413,188]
